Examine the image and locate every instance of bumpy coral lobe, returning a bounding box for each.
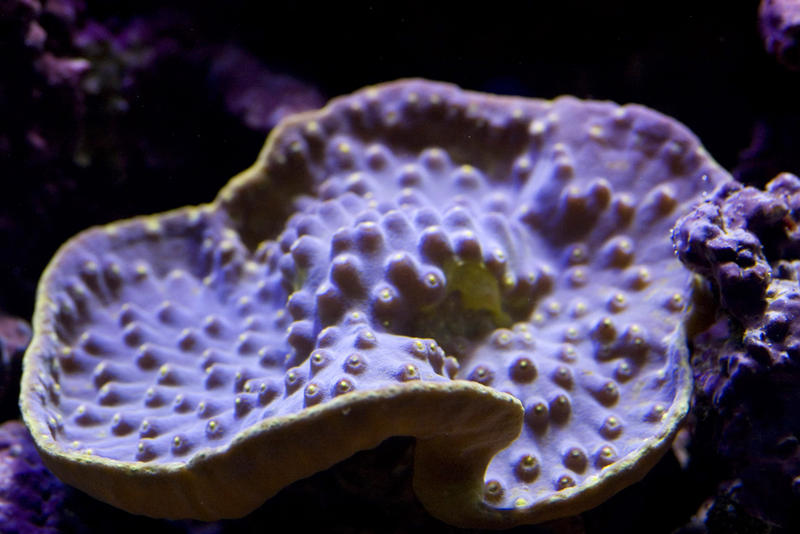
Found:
[21,80,728,527]
[675,173,800,527]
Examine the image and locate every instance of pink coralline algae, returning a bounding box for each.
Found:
[760,0,800,70]
[20,80,730,528]
[673,173,800,528]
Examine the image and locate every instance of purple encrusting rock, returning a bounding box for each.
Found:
[673,173,800,528]
[760,0,800,70]
[0,314,32,420]
[671,173,800,323]
[20,80,730,528]
[0,420,68,533]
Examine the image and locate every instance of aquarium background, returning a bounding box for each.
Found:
[1,1,798,532]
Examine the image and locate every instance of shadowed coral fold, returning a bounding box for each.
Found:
[21,79,731,528]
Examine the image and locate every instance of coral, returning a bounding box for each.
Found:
[674,173,800,528]
[0,314,32,420]
[760,0,800,70]
[20,79,729,528]
[0,420,69,533]
[671,174,800,323]
[673,172,800,324]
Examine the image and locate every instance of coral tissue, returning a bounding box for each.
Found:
[21,80,729,528]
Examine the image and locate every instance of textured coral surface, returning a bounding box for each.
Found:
[674,173,800,528]
[21,80,729,527]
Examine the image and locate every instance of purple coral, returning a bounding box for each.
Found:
[0,314,32,420]
[21,80,729,528]
[674,172,800,528]
[760,0,800,70]
[673,173,800,323]
[0,420,68,533]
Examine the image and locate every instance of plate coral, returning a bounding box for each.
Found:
[20,79,730,528]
